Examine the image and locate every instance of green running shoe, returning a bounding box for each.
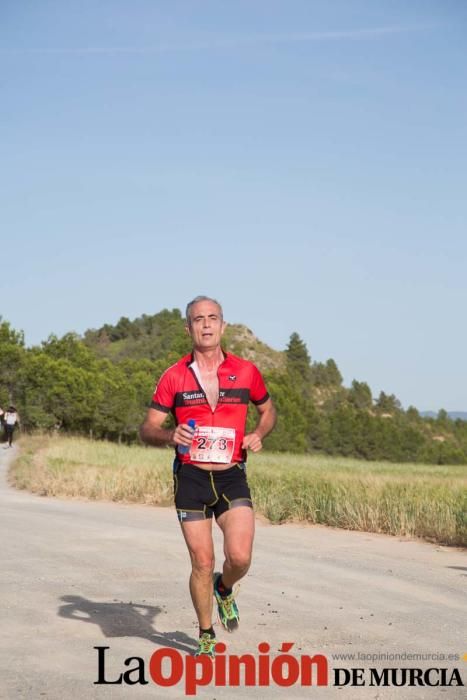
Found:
[195,632,217,658]
[213,572,240,632]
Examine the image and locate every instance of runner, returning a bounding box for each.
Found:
[3,406,20,448]
[140,296,276,657]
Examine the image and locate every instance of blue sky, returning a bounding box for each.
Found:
[1,1,466,411]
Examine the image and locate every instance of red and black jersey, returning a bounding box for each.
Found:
[151,351,270,464]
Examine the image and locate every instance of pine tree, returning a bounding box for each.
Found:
[348,380,372,410]
[286,332,312,383]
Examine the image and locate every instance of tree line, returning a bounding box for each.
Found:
[1,312,466,464]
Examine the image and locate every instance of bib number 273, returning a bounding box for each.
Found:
[189,427,236,463]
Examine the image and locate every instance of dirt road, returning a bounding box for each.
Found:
[0,446,465,699]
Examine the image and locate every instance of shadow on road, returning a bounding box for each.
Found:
[58,595,197,653]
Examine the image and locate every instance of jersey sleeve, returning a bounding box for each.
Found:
[250,364,270,405]
[151,368,174,413]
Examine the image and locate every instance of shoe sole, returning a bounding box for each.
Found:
[224,617,239,632]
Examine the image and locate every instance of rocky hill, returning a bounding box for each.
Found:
[223,324,285,372]
[83,309,286,373]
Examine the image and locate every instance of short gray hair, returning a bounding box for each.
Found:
[185,296,223,327]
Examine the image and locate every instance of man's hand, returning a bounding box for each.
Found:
[242,432,263,453]
[140,409,194,449]
[172,422,196,449]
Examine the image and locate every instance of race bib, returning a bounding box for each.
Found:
[189,426,236,463]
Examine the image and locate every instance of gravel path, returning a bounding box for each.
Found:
[1,445,465,699]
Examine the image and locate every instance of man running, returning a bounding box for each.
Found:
[140,296,276,657]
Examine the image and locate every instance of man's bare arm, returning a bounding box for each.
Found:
[242,398,277,453]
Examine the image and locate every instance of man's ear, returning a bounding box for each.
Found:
[184,324,191,336]
[220,321,227,336]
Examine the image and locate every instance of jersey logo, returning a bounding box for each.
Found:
[228,375,237,381]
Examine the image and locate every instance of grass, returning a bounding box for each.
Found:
[9,434,467,546]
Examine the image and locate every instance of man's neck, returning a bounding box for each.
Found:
[192,346,225,371]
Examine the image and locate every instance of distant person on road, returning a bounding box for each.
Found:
[4,406,20,448]
[140,296,276,658]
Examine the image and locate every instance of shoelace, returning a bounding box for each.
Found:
[219,584,240,618]
[198,634,216,654]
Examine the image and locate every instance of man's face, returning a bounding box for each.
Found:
[186,300,226,351]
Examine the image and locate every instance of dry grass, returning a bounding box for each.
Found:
[10,435,467,546]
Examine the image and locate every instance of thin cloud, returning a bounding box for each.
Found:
[0,25,430,55]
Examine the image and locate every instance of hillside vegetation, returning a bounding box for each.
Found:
[1,311,466,464]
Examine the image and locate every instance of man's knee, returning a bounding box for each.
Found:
[191,553,215,575]
[225,549,252,571]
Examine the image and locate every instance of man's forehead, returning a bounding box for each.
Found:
[190,301,222,317]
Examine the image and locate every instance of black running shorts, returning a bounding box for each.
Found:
[173,460,253,523]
